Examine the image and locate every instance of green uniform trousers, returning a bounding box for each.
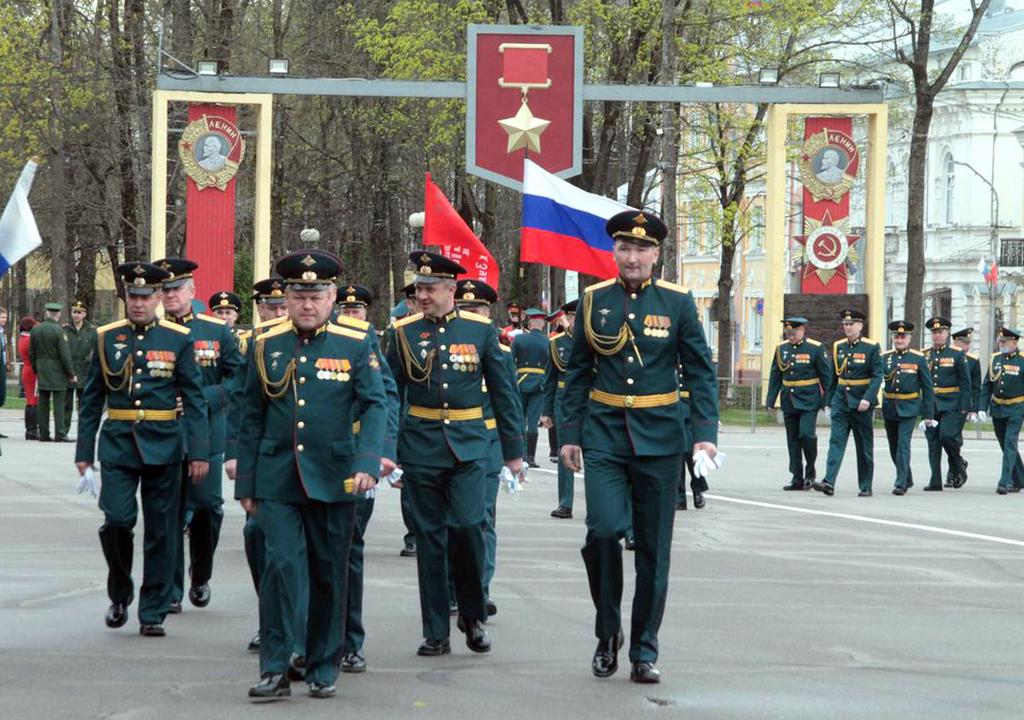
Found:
[244,511,308,655]
[62,387,84,435]
[482,470,500,597]
[992,416,1024,490]
[554,408,575,509]
[581,451,680,664]
[173,453,224,601]
[925,410,966,488]
[403,460,488,640]
[400,486,417,548]
[97,463,180,625]
[257,499,354,685]
[344,497,375,654]
[37,389,66,440]
[521,390,544,436]
[823,407,874,492]
[783,411,819,481]
[884,418,916,490]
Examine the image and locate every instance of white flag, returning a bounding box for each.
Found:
[0,160,43,276]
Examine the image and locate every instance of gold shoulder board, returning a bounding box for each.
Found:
[655,278,689,293]
[394,313,424,329]
[97,319,130,335]
[197,313,227,326]
[327,324,367,341]
[460,310,491,325]
[159,319,191,335]
[584,278,617,293]
[335,315,371,331]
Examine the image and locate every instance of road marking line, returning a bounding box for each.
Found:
[705,494,1024,547]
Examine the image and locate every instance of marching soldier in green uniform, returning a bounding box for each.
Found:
[62,299,97,436]
[541,299,578,518]
[226,277,290,653]
[29,302,77,442]
[949,327,982,487]
[74,262,210,636]
[385,251,524,658]
[336,282,401,674]
[236,249,388,700]
[154,258,243,612]
[881,321,934,495]
[813,308,882,497]
[979,327,1024,494]
[512,307,549,467]
[561,211,719,684]
[766,316,832,491]
[209,290,242,327]
[922,317,972,491]
[454,278,519,617]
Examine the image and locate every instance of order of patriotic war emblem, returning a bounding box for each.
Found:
[799,128,860,202]
[178,115,246,191]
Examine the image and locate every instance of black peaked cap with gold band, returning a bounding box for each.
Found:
[275,248,342,290]
[209,290,242,312]
[153,257,199,289]
[839,308,867,322]
[999,327,1021,340]
[888,320,914,334]
[409,249,466,284]
[455,279,497,306]
[70,299,88,312]
[337,283,372,307]
[253,277,286,305]
[605,210,668,247]
[951,327,974,340]
[782,315,808,330]
[925,316,951,331]
[117,262,172,296]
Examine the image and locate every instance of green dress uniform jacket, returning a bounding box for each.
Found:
[980,350,1024,491]
[922,344,971,489]
[29,317,75,391]
[75,318,211,466]
[234,319,388,504]
[64,321,98,389]
[881,348,933,491]
[766,338,831,412]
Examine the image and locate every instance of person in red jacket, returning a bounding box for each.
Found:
[17,317,39,439]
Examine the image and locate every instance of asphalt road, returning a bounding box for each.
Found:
[1,410,1021,719]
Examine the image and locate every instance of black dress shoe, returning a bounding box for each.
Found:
[858,490,872,497]
[0,432,8,438]
[399,541,417,557]
[954,460,968,488]
[923,485,942,492]
[1009,486,1022,493]
[139,624,166,637]
[630,661,661,684]
[247,632,261,653]
[486,600,497,617]
[188,583,211,607]
[624,536,636,551]
[105,601,129,628]
[248,673,290,700]
[308,682,336,699]
[286,654,306,681]
[527,459,540,468]
[39,437,52,442]
[457,616,491,653]
[892,487,906,496]
[591,629,624,678]
[997,486,1009,495]
[693,491,705,509]
[550,506,573,519]
[341,650,366,673]
[55,434,74,442]
[675,499,687,510]
[417,638,451,656]
[167,601,182,614]
[811,481,834,496]
[782,481,807,491]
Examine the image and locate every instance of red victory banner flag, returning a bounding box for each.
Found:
[423,173,498,289]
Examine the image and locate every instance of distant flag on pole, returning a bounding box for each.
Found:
[520,158,633,279]
[0,159,43,277]
[978,256,999,285]
[423,173,498,288]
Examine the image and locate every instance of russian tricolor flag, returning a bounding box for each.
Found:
[0,160,42,276]
[520,159,633,279]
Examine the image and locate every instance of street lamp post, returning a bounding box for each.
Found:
[952,160,1000,359]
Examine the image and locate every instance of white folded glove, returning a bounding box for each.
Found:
[824,407,831,420]
[500,466,528,497]
[76,467,99,498]
[918,419,939,432]
[966,412,978,423]
[692,449,725,479]
[384,466,404,489]
[977,410,989,423]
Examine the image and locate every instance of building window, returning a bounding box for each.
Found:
[750,206,765,250]
[687,219,699,254]
[943,152,955,225]
[747,299,763,349]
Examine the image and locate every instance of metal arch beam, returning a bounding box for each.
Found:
[155,73,885,104]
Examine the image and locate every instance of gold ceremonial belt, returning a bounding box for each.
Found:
[783,379,819,388]
[408,405,484,421]
[485,418,497,430]
[517,368,545,374]
[590,389,679,409]
[679,390,691,398]
[352,421,361,434]
[934,386,960,394]
[994,395,1024,406]
[558,381,566,389]
[838,378,870,386]
[884,392,919,400]
[107,408,178,422]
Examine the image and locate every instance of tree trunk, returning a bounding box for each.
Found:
[716,229,738,390]
[903,97,934,342]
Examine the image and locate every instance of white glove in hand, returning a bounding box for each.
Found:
[692,449,725,479]
[977,410,989,423]
[76,467,98,498]
[500,466,526,497]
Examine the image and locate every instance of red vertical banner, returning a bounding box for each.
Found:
[180,104,245,302]
[795,117,860,294]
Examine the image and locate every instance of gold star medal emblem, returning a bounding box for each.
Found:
[499,100,550,154]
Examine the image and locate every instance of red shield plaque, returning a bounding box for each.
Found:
[467,24,583,190]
